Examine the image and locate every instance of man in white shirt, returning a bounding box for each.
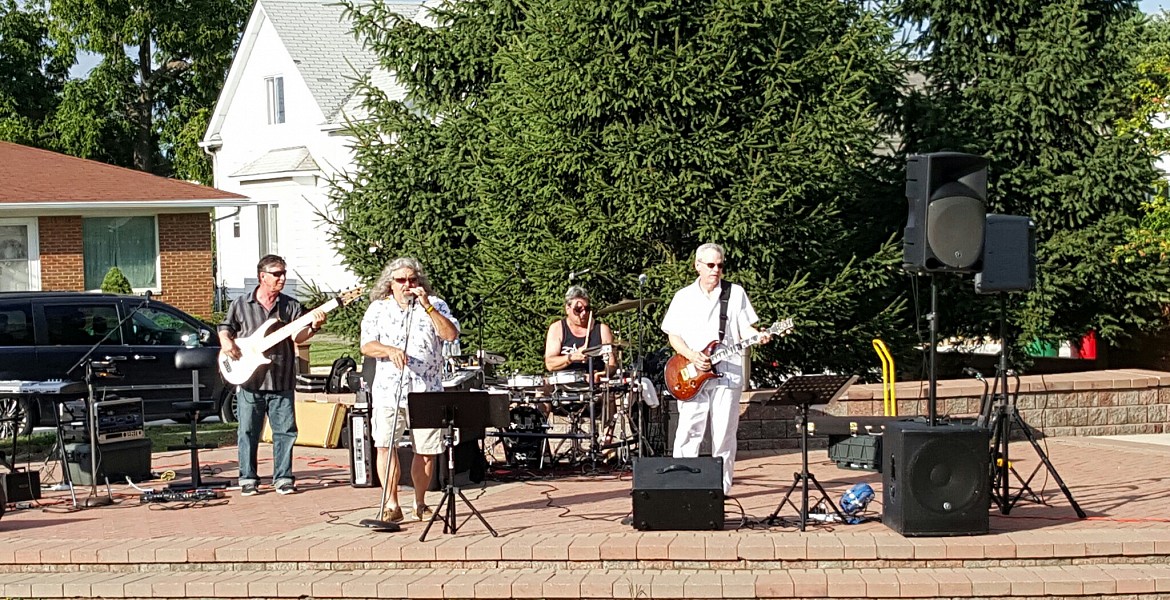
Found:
[661,243,770,494]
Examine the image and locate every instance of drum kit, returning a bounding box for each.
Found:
[444,297,664,470]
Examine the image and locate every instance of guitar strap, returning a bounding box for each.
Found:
[718,280,732,343]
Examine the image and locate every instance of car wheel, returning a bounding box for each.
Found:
[219,386,238,424]
[0,397,33,438]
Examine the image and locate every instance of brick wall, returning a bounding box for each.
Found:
[158,212,214,319]
[737,369,1170,452]
[35,213,213,318]
[38,216,83,290]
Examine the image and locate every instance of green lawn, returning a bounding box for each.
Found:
[308,333,360,368]
[12,422,239,464]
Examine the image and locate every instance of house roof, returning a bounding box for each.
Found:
[204,0,425,142]
[230,146,321,178]
[263,0,422,123]
[0,142,247,208]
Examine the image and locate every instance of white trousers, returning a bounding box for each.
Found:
[672,382,741,494]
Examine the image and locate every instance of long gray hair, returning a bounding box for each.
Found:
[370,257,434,302]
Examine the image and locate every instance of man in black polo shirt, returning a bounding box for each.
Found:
[219,255,326,496]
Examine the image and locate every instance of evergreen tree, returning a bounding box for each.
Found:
[334,0,910,377]
[100,266,134,295]
[894,0,1167,351]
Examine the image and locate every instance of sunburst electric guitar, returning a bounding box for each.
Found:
[664,318,795,401]
[219,288,364,385]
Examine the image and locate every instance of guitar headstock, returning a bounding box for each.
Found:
[336,287,366,306]
[768,318,795,337]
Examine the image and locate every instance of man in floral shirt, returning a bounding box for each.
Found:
[360,257,460,524]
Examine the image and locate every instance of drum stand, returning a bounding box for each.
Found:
[764,375,857,531]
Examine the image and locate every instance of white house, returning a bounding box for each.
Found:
[201,0,430,300]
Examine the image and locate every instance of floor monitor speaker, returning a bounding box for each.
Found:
[632,456,724,530]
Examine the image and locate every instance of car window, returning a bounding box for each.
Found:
[44,304,122,345]
[0,303,33,346]
[128,307,199,346]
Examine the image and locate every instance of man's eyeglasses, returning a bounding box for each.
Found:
[393,277,419,285]
[700,262,724,271]
[265,270,288,278]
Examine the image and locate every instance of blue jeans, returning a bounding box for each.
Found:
[237,388,297,488]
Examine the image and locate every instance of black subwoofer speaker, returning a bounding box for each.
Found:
[882,422,990,536]
[632,456,724,530]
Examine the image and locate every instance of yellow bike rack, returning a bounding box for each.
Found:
[872,339,896,416]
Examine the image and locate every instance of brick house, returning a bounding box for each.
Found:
[0,142,247,318]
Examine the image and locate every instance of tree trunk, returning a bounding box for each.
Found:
[133,36,153,173]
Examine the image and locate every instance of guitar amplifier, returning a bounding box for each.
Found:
[348,402,379,488]
[261,400,347,448]
[0,470,41,503]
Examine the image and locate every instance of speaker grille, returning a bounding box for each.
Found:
[925,195,985,269]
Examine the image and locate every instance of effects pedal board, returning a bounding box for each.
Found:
[140,489,224,503]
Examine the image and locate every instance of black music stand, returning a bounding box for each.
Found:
[409,391,499,542]
[764,374,858,531]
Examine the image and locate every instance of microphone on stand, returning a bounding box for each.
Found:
[568,268,591,282]
[638,273,648,287]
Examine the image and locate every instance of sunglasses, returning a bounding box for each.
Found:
[393,277,419,285]
[572,304,591,314]
[265,270,288,278]
[700,262,724,270]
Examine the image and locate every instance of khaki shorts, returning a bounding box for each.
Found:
[372,404,443,455]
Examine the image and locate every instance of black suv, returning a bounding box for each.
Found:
[0,292,234,437]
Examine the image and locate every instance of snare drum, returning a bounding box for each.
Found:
[546,370,587,390]
[505,374,545,389]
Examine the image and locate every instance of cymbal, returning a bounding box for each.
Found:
[596,298,659,316]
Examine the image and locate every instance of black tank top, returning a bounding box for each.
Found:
[559,319,603,373]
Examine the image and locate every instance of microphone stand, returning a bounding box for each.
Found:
[636,277,655,458]
[65,292,153,507]
[463,274,519,388]
[359,296,416,533]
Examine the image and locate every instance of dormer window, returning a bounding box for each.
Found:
[266,76,285,124]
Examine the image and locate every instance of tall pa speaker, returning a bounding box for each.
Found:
[975,214,1035,294]
[882,421,990,536]
[632,456,724,530]
[903,152,989,273]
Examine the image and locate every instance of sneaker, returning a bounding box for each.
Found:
[240,483,258,496]
[412,504,434,521]
[381,506,404,523]
[276,482,297,495]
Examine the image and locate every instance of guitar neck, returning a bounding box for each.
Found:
[255,297,340,353]
[709,332,765,365]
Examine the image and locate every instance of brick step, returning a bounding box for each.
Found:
[2,564,1169,598]
[5,530,1170,569]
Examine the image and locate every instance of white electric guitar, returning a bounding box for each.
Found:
[219,288,364,385]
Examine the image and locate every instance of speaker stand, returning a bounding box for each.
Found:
[988,392,1085,518]
[987,295,1085,518]
[761,375,857,531]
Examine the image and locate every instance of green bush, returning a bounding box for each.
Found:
[100,266,133,294]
